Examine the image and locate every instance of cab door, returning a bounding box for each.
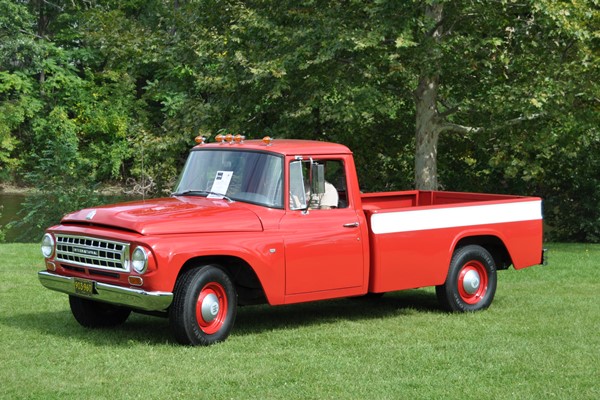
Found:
[280,158,365,296]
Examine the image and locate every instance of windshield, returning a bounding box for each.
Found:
[174,149,284,208]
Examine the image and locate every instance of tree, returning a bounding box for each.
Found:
[1,0,598,242]
[0,0,147,239]
[157,1,597,187]
[410,1,599,191]
[156,0,598,240]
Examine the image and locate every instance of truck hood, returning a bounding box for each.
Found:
[61,197,263,235]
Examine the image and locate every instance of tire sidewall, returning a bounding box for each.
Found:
[445,245,497,312]
[173,265,237,345]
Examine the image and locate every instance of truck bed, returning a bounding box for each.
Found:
[360,190,543,294]
[361,190,528,210]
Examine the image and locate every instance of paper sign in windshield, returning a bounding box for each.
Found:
[208,171,233,198]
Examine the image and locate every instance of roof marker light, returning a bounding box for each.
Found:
[262,136,273,146]
[234,134,245,144]
[225,134,234,144]
[195,136,206,145]
[215,134,225,143]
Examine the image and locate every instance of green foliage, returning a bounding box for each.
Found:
[152,1,419,190]
[429,0,600,241]
[8,107,101,240]
[0,71,39,174]
[0,0,142,184]
[0,0,147,232]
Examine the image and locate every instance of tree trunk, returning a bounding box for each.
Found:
[414,3,443,191]
[414,75,440,190]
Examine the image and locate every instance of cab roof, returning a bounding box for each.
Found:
[194,139,353,156]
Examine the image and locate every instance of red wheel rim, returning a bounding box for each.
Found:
[457,260,488,304]
[195,282,228,335]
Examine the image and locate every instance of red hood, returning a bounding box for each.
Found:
[61,197,263,235]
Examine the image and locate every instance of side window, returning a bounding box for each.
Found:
[322,160,348,209]
[288,159,348,210]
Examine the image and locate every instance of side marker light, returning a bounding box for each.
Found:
[128,276,144,286]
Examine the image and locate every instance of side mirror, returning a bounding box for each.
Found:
[311,163,325,195]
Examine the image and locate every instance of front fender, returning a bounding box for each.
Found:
[146,232,286,305]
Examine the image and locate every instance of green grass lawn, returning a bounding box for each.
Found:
[0,243,598,399]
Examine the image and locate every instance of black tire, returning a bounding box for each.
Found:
[69,295,131,328]
[436,245,497,312]
[169,265,237,346]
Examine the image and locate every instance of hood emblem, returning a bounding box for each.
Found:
[85,210,97,220]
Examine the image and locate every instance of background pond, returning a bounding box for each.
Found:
[0,193,27,242]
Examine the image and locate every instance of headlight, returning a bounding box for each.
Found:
[131,246,149,274]
[41,233,55,258]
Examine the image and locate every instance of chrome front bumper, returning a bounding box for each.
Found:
[38,271,173,311]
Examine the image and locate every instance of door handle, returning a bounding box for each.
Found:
[343,222,359,228]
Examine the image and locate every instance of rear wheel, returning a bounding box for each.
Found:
[169,265,237,346]
[436,245,497,312]
[69,295,131,328]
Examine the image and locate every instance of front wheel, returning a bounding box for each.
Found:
[436,245,497,312]
[169,265,237,346]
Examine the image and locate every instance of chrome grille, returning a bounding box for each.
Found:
[55,234,130,272]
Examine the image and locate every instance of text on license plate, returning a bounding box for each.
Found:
[74,278,95,296]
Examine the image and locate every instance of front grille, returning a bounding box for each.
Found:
[55,234,130,272]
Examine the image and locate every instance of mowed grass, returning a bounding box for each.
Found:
[0,243,598,400]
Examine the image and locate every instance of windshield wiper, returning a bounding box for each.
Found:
[172,190,233,202]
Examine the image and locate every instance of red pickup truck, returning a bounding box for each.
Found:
[39,136,545,345]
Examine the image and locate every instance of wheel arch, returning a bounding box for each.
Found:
[454,235,512,270]
[178,255,267,306]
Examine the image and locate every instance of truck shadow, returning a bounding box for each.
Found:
[0,308,173,346]
[234,289,441,336]
[2,290,441,346]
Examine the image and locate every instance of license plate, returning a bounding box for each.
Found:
[74,278,95,296]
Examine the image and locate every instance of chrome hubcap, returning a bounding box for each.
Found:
[462,270,481,295]
[201,293,220,322]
